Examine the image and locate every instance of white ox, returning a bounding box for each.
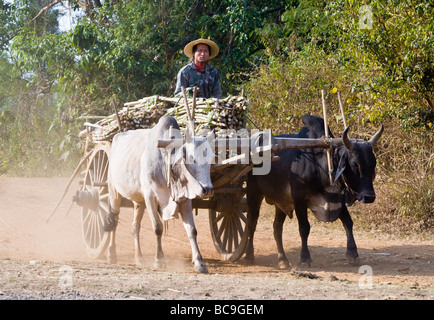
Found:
[105,115,214,273]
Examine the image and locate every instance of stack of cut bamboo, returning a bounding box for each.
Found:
[88,95,249,142]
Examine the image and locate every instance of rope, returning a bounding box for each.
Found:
[244,114,262,130]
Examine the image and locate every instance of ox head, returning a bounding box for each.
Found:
[169,128,214,201]
[334,125,384,204]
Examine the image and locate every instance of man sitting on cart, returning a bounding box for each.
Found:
[174,38,222,99]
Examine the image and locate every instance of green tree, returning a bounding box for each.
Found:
[9,0,289,114]
[245,0,433,231]
[1,0,290,176]
[0,1,81,176]
[252,0,434,128]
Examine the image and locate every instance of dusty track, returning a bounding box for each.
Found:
[0,177,432,300]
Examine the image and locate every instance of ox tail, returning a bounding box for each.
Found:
[103,208,119,232]
[163,219,177,236]
[164,220,169,236]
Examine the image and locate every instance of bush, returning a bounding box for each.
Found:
[0,83,82,177]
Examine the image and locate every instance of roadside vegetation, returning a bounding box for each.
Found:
[0,0,432,234]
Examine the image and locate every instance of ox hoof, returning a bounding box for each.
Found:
[277,259,290,270]
[107,255,117,264]
[243,256,255,265]
[193,261,208,274]
[299,259,312,267]
[154,260,167,270]
[135,257,146,267]
[347,255,360,266]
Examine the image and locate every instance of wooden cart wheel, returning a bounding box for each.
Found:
[209,185,249,261]
[81,142,111,259]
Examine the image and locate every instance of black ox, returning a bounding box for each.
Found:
[245,115,383,268]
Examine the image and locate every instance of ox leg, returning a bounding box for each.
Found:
[107,185,122,264]
[244,179,263,263]
[179,201,208,274]
[339,206,359,265]
[144,195,166,270]
[295,203,312,266]
[274,208,290,269]
[132,202,146,266]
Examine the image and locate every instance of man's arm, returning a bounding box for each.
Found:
[174,67,190,97]
[210,70,222,98]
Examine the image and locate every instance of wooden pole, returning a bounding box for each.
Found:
[321,90,334,185]
[181,86,194,133]
[337,91,347,128]
[167,125,172,187]
[192,87,198,119]
[112,99,123,132]
[46,151,92,223]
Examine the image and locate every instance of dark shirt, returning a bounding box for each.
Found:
[174,63,222,99]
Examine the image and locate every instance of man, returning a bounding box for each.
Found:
[174,38,222,99]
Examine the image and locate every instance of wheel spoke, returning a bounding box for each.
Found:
[222,218,229,251]
[95,152,102,183]
[232,216,239,249]
[217,215,226,240]
[88,210,95,248]
[83,209,92,240]
[101,156,109,182]
[227,217,233,253]
[99,200,109,214]
[95,209,103,245]
[92,210,99,248]
[83,208,91,225]
[237,209,247,223]
[213,211,224,225]
[235,209,245,237]
[99,192,109,200]
[95,151,102,182]
[94,212,101,248]
[96,208,105,232]
[88,169,94,187]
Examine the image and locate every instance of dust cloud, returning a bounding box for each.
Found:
[0,176,198,272]
[0,177,86,263]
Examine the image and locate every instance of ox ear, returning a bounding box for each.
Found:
[334,149,348,183]
[170,161,202,201]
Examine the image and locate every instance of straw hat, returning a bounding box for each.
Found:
[183,38,219,60]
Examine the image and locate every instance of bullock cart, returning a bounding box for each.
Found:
[49,91,342,263]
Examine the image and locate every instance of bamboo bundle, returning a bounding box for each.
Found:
[87,95,249,142]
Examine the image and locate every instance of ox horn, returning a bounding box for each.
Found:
[368,125,384,146]
[342,126,353,150]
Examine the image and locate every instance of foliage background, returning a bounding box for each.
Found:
[0,0,432,233]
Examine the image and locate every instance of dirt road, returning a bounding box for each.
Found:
[0,177,432,300]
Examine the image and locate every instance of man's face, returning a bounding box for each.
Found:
[194,44,210,65]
